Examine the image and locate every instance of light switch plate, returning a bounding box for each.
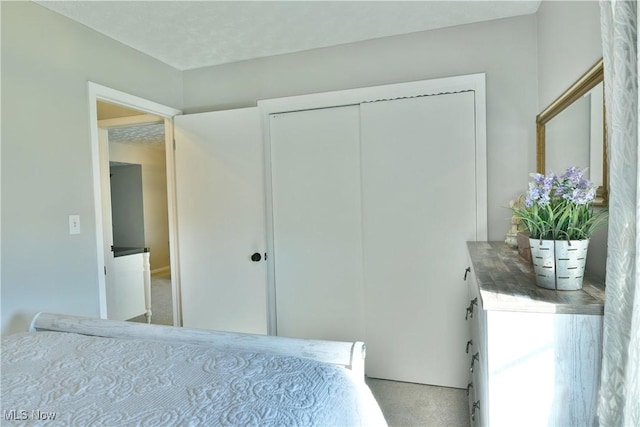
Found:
[69,215,80,235]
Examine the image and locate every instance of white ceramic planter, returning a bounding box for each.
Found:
[528,238,589,290]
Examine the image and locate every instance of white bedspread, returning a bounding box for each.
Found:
[1,332,386,426]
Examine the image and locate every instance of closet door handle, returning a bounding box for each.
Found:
[251,252,262,262]
[464,267,471,280]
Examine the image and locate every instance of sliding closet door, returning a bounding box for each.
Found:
[174,108,268,334]
[270,106,365,342]
[360,92,477,388]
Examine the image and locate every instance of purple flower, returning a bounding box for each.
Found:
[578,179,590,189]
[561,166,584,185]
[563,187,596,205]
[525,172,555,207]
[525,167,595,207]
[532,173,546,185]
[539,192,551,206]
[543,173,556,189]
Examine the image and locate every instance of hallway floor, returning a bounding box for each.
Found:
[129,274,173,326]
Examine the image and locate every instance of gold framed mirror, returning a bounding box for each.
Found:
[536,58,607,206]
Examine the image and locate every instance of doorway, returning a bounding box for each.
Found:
[88,83,182,326]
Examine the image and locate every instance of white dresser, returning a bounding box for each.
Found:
[465,242,605,426]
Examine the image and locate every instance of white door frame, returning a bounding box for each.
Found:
[258,73,488,335]
[88,82,182,325]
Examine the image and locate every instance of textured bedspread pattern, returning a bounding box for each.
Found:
[1,332,385,426]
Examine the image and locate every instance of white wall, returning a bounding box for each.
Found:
[109,143,171,272]
[1,2,182,334]
[536,0,607,279]
[184,15,539,244]
[537,1,603,109]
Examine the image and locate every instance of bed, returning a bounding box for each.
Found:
[1,313,387,426]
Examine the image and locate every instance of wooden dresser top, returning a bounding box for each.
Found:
[467,241,605,315]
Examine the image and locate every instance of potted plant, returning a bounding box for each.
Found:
[511,167,608,290]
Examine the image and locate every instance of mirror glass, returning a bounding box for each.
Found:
[537,59,607,206]
[545,81,604,187]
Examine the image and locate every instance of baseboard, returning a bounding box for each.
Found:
[151,266,171,277]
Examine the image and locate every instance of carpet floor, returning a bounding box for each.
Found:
[129,274,173,326]
[366,377,470,427]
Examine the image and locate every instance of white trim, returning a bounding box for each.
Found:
[473,76,489,241]
[98,114,164,129]
[258,74,488,335]
[90,83,181,118]
[162,118,183,326]
[259,112,278,335]
[88,82,182,323]
[88,93,108,318]
[258,74,484,115]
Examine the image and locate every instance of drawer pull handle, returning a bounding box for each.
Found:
[466,339,473,354]
[471,401,480,421]
[470,352,479,372]
[464,267,471,280]
[465,298,478,320]
[466,382,473,396]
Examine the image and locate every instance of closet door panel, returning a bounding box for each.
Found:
[270,106,365,342]
[360,92,477,387]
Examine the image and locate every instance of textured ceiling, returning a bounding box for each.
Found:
[35,1,540,71]
[109,124,166,149]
